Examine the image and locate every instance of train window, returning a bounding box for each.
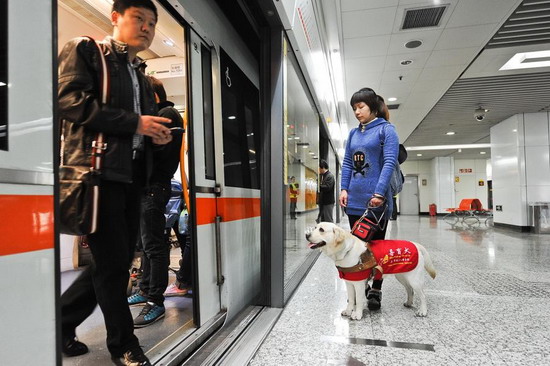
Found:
[0,0,7,151]
[201,44,215,180]
[220,48,260,189]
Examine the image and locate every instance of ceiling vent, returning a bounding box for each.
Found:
[401,6,447,30]
[388,104,400,110]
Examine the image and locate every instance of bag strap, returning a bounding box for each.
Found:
[85,36,109,173]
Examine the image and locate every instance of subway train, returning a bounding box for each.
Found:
[2,0,550,365]
[1,0,343,364]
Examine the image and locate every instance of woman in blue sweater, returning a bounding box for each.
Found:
[339,88,399,310]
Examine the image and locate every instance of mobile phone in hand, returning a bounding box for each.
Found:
[170,127,185,136]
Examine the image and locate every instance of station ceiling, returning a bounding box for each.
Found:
[335,0,550,160]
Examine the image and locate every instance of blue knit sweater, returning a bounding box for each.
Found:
[341,118,399,217]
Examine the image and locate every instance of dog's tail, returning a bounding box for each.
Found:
[417,244,436,279]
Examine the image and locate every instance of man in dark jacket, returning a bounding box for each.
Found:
[128,76,184,327]
[316,159,335,223]
[58,1,171,365]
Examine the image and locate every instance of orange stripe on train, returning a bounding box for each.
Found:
[0,195,54,256]
[196,197,261,225]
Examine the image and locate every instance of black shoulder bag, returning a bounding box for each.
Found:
[59,38,109,236]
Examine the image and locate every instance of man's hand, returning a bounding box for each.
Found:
[152,134,173,145]
[137,115,172,140]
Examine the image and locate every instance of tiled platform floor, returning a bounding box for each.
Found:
[251,216,550,366]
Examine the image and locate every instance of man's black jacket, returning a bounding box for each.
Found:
[58,36,157,183]
[319,170,335,205]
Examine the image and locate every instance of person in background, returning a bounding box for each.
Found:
[127,76,183,327]
[289,176,299,219]
[316,160,335,223]
[58,1,171,365]
[164,215,193,296]
[339,88,399,311]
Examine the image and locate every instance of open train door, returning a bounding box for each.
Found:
[187,29,224,327]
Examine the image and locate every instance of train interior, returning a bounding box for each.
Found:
[57,1,195,364]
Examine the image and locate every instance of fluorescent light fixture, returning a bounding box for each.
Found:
[0,82,6,86]
[228,116,236,120]
[388,97,397,102]
[302,145,308,149]
[500,50,550,71]
[407,143,491,151]
[446,131,455,135]
[417,153,423,157]
[163,39,175,47]
[512,129,517,132]
[480,151,486,155]
[294,136,300,140]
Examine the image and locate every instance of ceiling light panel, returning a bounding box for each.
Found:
[500,50,550,70]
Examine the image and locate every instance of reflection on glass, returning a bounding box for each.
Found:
[283,38,320,290]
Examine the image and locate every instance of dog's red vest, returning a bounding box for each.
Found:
[338,240,419,281]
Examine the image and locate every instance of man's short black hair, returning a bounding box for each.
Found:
[113,0,158,21]
[319,160,329,170]
[148,76,167,103]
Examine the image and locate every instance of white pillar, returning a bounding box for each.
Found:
[432,157,455,214]
[490,112,550,228]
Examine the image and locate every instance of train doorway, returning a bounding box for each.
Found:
[56,1,209,364]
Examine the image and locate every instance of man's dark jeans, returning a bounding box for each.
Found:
[139,182,171,306]
[61,163,144,357]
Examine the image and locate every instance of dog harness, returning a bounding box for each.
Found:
[337,240,419,281]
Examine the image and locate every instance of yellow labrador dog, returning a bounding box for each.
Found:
[306,222,436,319]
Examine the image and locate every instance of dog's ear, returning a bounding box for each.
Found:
[333,226,346,244]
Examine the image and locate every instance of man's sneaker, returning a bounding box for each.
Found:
[134,302,165,328]
[367,289,382,310]
[62,336,88,357]
[128,292,147,306]
[111,347,151,366]
[164,283,188,297]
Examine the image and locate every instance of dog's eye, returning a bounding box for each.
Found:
[319,228,324,232]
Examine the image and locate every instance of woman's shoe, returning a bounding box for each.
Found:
[367,289,382,310]
[164,283,188,297]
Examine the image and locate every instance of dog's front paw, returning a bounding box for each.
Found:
[341,308,353,317]
[350,310,363,320]
[403,301,413,308]
[415,310,427,317]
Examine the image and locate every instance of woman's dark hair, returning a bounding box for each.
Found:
[349,88,382,117]
[148,76,167,103]
[377,95,390,121]
[113,0,158,21]
[319,159,329,170]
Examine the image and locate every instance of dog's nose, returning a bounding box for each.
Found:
[305,232,310,240]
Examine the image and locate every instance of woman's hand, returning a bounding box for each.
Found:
[339,190,348,207]
[368,195,385,208]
